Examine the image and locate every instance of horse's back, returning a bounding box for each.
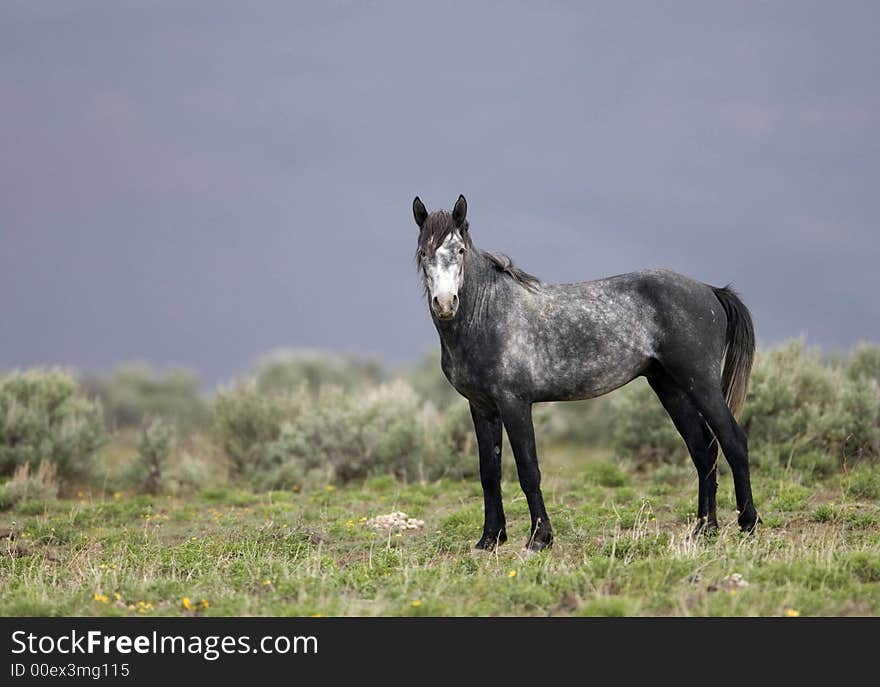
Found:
[506,269,728,401]
[561,268,730,376]
[546,269,725,335]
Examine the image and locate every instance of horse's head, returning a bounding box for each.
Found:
[413,195,470,321]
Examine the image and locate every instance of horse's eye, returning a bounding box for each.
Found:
[459,248,465,255]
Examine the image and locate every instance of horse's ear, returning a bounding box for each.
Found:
[452,194,467,226]
[413,197,428,228]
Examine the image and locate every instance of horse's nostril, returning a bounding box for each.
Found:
[432,294,457,315]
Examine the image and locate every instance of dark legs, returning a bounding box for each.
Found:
[470,399,552,551]
[652,367,760,533]
[497,398,553,550]
[695,391,760,532]
[470,402,507,550]
[648,374,719,534]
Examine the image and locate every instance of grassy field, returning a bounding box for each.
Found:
[2,446,879,617]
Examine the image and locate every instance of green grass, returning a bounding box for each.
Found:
[2,448,879,617]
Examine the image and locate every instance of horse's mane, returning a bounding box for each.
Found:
[416,210,541,292]
[481,251,541,291]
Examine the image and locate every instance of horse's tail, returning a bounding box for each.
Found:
[712,285,755,419]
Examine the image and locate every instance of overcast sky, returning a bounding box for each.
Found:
[1,1,878,386]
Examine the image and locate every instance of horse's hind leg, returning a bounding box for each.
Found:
[469,402,507,550]
[647,373,719,535]
[497,397,553,551]
[665,370,760,532]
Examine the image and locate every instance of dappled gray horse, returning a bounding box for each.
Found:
[414,195,759,550]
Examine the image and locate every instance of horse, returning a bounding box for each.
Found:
[413,194,759,551]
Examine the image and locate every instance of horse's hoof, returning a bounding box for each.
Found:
[692,518,719,538]
[525,530,553,552]
[738,510,762,534]
[475,530,507,551]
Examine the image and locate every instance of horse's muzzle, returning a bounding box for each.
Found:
[432,293,459,320]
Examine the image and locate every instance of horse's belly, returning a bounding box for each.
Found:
[527,349,650,402]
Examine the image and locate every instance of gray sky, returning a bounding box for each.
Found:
[2,1,878,386]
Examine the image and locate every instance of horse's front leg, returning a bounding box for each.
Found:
[470,402,507,550]
[498,398,553,551]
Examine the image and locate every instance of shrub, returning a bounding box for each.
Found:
[609,379,685,466]
[582,460,632,488]
[394,399,482,481]
[601,340,880,470]
[257,385,365,488]
[430,399,480,479]
[0,460,59,510]
[0,369,104,483]
[838,377,880,462]
[399,351,460,408]
[741,341,847,460]
[356,385,436,481]
[847,552,880,583]
[253,349,384,395]
[258,381,471,489]
[847,344,880,386]
[742,340,880,464]
[136,419,176,494]
[80,365,208,432]
[536,397,617,446]
[163,434,227,495]
[843,466,880,500]
[788,451,838,480]
[212,383,307,477]
[211,380,478,489]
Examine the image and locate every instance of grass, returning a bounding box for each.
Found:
[1,447,878,617]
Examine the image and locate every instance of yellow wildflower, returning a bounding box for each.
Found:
[785,608,800,617]
[114,593,121,601]
[94,593,110,604]
[182,597,195,611]
[411,599,422,607]
[200,599,209,609]
[113,492,122,500]
[326,484,335,492]
[508,570,517,578]
[262,579,273,586]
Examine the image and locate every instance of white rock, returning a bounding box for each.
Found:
[367,511,425,531]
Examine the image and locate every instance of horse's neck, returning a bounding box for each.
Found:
[434,252,501,349]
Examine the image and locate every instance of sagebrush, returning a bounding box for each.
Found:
[0,369,104,483]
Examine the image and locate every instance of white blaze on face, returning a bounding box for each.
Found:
[423,232,465,308]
